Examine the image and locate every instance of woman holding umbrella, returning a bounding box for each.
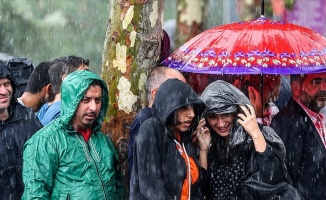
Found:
[195,80,303,200]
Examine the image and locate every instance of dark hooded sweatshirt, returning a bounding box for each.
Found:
[0,62,43,200]
[130,78,206,200]
[200,80,302,200]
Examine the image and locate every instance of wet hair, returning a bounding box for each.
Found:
[49,55,89,95]
[90,79,104,89]
[166,104,200,129]
[208,122,249,168]
[24,62,51,94]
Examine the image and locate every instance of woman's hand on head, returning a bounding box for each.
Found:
[236,104,261,138]
[237,104,267,152]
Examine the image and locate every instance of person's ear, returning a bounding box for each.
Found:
[62,74,67,81]
[151,88,158,101]
[291,81,300,97]
[45,83,51,94]
[233,79,242,89]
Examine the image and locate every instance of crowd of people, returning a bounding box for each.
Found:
[0,56,125,199]
[0,52,325,200]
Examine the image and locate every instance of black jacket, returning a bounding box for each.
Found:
[201,80,301,200]
[0,63,43,200]
[130,78,206,200]
[271,98,326,200]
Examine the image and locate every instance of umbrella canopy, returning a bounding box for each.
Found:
[162,16,326,75]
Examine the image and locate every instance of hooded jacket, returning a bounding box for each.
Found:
[0,62,42,200]
[201,80,302,200]
[130,78,206,200]
[22,70,125,200]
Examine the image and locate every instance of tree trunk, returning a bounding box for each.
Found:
[100,0,164,190]
[174,0,206,50]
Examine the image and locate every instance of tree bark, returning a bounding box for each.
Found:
[100,0,164,190]
[175,0,206,50]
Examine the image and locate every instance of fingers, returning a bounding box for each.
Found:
[196,126,208,138]
[193,118,207,143]
[237,104,256,119]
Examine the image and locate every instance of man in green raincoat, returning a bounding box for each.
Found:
[22,70,125,199]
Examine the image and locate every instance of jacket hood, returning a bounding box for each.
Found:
[201,80,253,147]
[152,78,206,126]
[201,80,251,115]
[60,70,108,131]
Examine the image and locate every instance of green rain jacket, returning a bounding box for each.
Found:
[22,70,125,200]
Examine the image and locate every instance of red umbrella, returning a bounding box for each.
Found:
[162,16,326,75]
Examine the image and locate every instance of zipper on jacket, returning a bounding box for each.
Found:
[74,133,108,199]
[174,139,192,200]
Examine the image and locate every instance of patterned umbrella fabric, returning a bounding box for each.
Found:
[163,17,326,75]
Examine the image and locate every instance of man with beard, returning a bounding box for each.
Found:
[22,70,125,199]
[271,73,326,200]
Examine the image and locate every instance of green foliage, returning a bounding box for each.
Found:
[0,0,110,74]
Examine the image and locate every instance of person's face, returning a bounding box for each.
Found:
[206,113,234,137]
[174,105,195,132]
[299,73,326,112]
[71,84,102,130]
[0,78,13,112]
[248,75,281,104]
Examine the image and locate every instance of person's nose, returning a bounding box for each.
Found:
[321,80,326,91]
[88,99,97,111]
[187,109,195,118]
[0,86,9,95]
[216,117,226,128]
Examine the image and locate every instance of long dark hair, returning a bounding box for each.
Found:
[206,116,249,169]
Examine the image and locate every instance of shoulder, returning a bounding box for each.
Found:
[261,125,284,146]
[134,108,152,122]
[39,102,61,125]
[45,101,61,114]
[272,99,307,128]
[138,117,162,131]
[25,121,62,147]
[11,103,43,128]
[137,118,164,140]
